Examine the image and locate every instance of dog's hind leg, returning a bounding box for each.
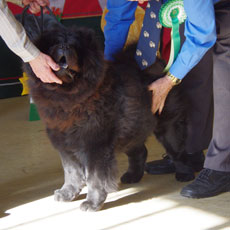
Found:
[155,122,195,182]
[54,151,85,202]
[121,144,147,183]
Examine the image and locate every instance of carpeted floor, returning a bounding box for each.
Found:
[0,96,229,230]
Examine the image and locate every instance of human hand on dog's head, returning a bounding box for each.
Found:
[148,75,174,114]
[22,0,50,14]
[29,52,62,84]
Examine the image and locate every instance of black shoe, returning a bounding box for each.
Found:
[145,154,175,174]
[145,151,205,175]
[180,168,230,198]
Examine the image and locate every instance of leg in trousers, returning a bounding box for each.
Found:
[181,1,230,198]
[204,1,230,172]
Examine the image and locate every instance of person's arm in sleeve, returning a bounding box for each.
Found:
[0,0,61,83]
[104,0,138,60]
[169,0,216,79]
[149,0,216,114]
[0,0,40,62]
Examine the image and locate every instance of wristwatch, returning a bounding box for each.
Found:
[166,72,182,85]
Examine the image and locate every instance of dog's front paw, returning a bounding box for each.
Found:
[54,188,77,202]
[80,201,103,212]
[175,172,195,182]
[120,171,143,184]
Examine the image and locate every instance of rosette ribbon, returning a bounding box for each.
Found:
[159,0,187,72]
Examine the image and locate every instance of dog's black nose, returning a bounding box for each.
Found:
[59,56,68,69]
[52,44,79,73]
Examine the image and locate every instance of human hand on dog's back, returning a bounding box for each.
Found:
[29,52,62,84]
[148,75,174,115]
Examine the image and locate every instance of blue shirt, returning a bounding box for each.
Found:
[104,0,218,79]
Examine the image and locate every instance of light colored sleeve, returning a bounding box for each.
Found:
[0,0,40,62]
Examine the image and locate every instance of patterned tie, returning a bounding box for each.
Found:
[135,0,162,70]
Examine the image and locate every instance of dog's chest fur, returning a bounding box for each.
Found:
[29,66,154,154]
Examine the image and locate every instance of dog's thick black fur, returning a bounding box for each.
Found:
[23,15,192,211]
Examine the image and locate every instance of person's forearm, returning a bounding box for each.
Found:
[0,0,40,62]
[104,0,138,60]
[169,0,216,79]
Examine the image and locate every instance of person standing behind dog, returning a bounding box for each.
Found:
[104,0,230,198]
[181,0,230,198]
[104,0,215,181]
[0,0,62,84]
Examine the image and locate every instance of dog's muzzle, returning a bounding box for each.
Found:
[51,43,80,83]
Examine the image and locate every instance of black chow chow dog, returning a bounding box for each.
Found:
[22,14,191,211]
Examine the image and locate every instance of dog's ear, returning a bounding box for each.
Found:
[71,27,96,47]
[81,28,96,45]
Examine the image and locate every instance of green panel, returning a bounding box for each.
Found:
[29,103,40,121]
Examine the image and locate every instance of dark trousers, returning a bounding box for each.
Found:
[204,1,230,171]
[179,26,214,154]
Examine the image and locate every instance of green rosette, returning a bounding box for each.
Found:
[159,0,187,72]
[159,0,187,28]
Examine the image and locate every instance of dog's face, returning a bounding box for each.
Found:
[49,37,80,84]
[28,26,104,95]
